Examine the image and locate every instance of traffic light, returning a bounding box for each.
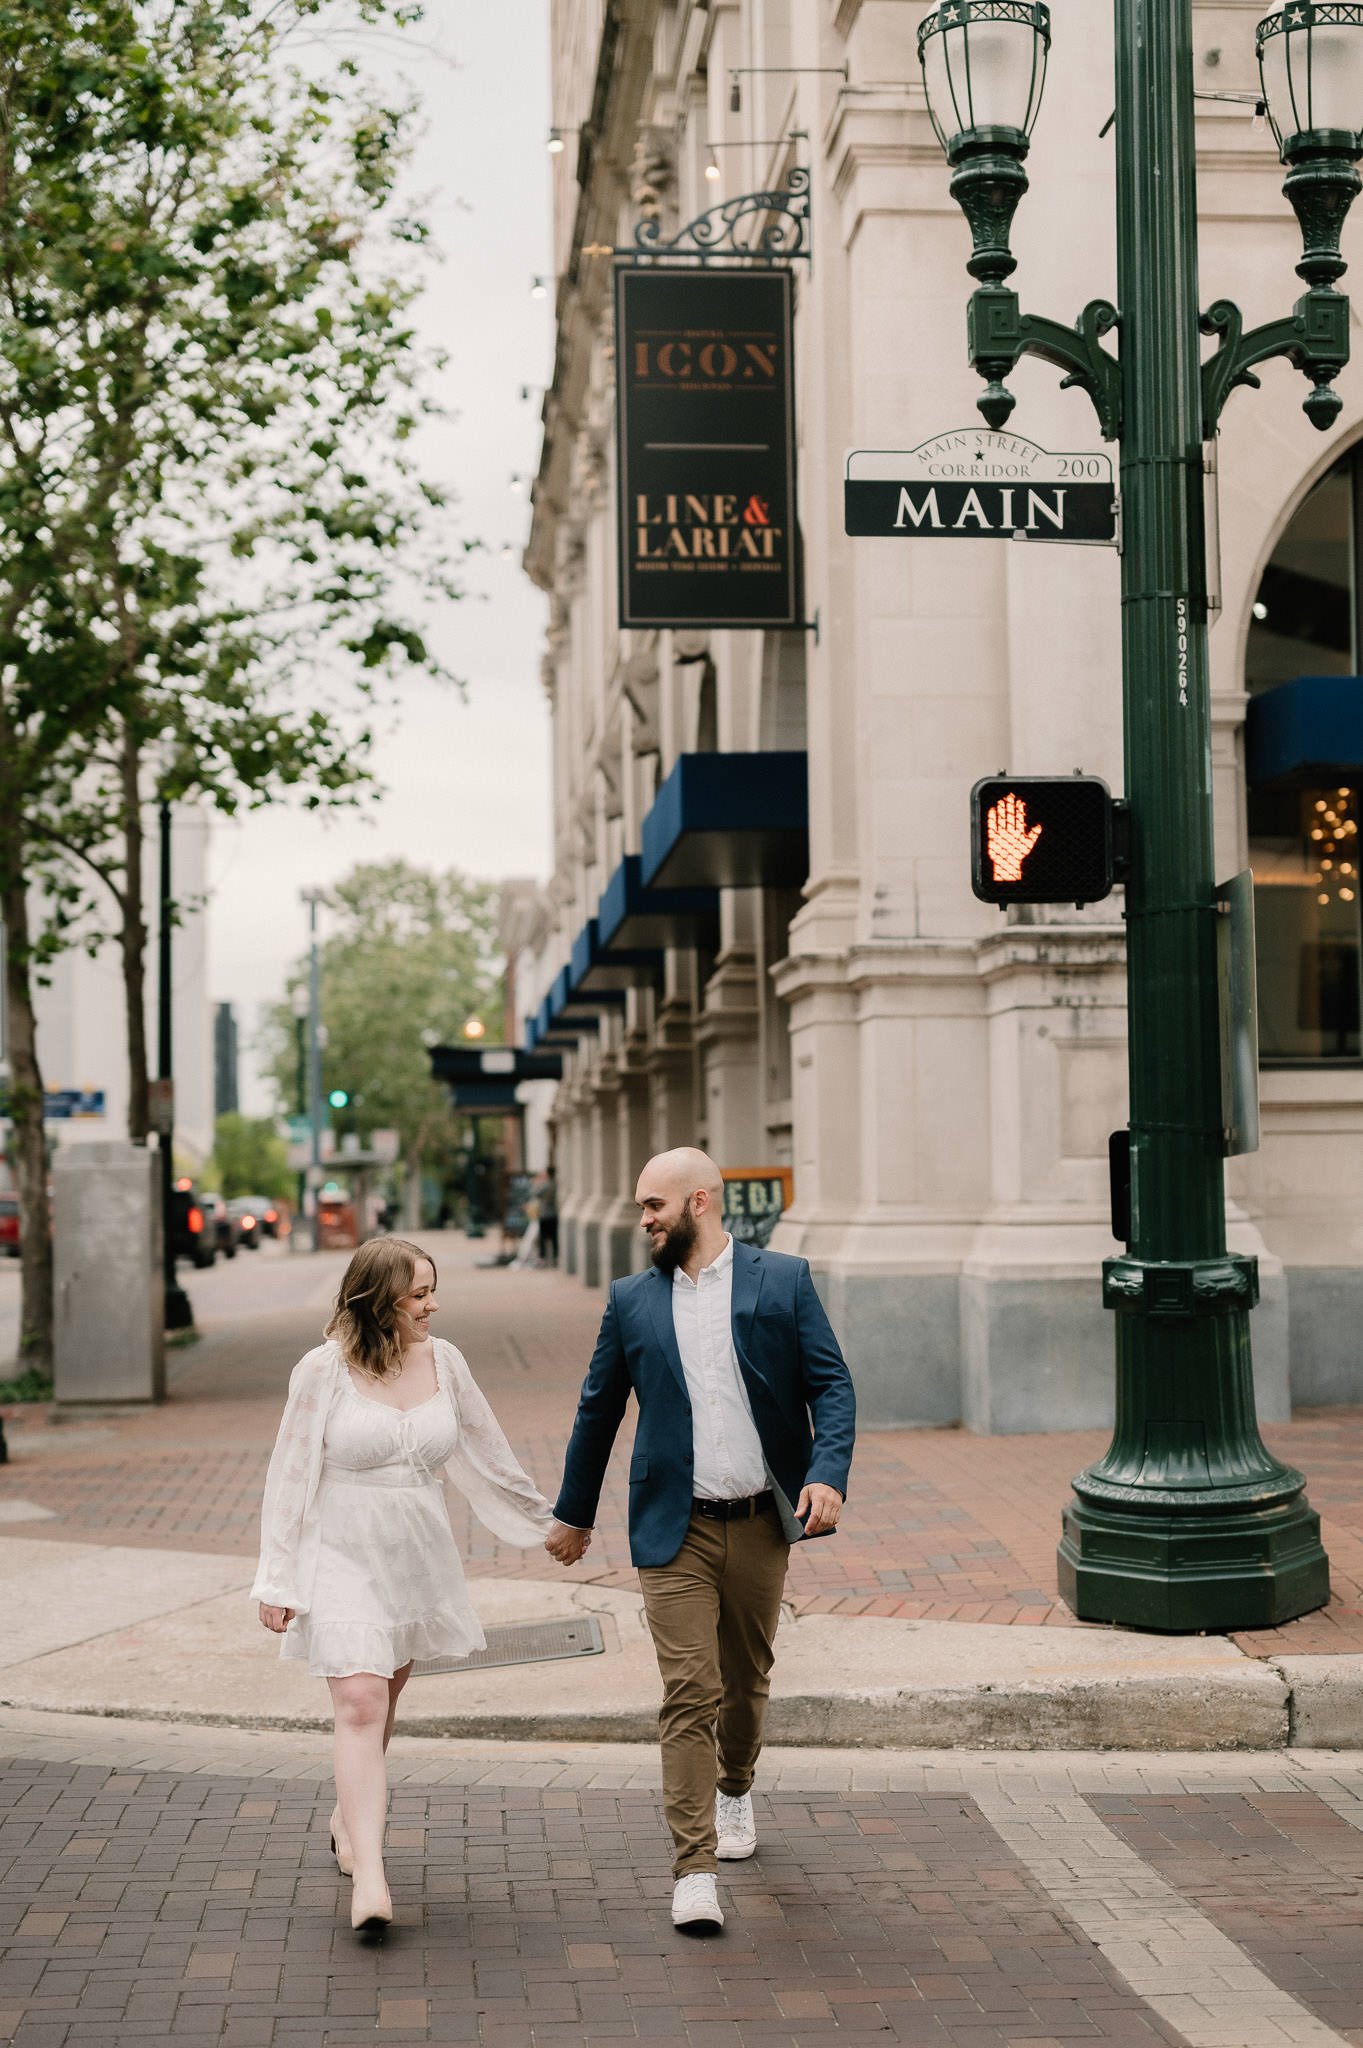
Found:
[970,774,1119,907]
[328,1088,350,1110]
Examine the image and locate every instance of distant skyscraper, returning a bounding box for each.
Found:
[214,1002,239,1119]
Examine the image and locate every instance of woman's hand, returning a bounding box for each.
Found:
[258,1603,294,1633]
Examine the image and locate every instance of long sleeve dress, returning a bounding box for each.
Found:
[251,1335,554,1679]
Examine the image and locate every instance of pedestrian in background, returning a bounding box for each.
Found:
[536,1168,559,1266]
[544,1147,855,1934]
[253,1239,563,1933]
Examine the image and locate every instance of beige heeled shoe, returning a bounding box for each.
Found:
[350,1876,392,1934]
[329,1807,354,1877]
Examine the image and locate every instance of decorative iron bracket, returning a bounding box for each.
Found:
[1200,289,1351,436]
[966,284,1122,440]
[630,167,810,264]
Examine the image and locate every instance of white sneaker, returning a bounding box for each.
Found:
[715,1790,757,1860]
[671,1871,724,1934]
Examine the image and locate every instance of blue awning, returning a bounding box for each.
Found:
[641,751,809,890]
[569,917,658,995]
[1246,676,1363,789]
[598,854,719,954]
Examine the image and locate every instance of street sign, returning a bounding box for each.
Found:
[970,775,1116,906]
[845,430,1117,544]
[615,266,801,628]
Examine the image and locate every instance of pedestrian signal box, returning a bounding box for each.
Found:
[970,775,1117,906]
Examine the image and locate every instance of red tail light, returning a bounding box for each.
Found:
[241,1213,256,1229]
[188,1206,204,1234]
[264,1208,277,1223]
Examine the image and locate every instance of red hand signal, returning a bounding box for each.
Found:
[986,793,1043,883]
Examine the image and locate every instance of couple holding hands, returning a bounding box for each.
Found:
[253,1146,856,1936]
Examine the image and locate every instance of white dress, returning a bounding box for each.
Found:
[251,1336,554,1680]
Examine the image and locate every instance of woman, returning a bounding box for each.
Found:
[252,1238,572,1932]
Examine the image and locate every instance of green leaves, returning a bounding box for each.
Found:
[0,0,461,907]
[264,860,501,1172]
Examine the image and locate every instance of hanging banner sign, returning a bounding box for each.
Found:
[615,266,800,628]
[844,431,1117,545]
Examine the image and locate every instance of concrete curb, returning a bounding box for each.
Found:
[0,1677,1303,1750]
[0,1662,1309,1753]
[0,1531,1357,1753]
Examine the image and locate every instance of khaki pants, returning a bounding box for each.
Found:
[638,1504,790,1877]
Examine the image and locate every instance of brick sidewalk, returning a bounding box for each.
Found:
[3,1240,1361,1657]
[7,1714,1363,2045]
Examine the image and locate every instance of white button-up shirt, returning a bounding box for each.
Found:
[671,1235,767,1501]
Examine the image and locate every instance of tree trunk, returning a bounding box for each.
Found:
[119,723,150,1145]
[0,867,54,1375]
[403,1155,423,1230]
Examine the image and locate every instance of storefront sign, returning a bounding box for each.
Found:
[722,1166,794,1249]
[845,430,1117,544]
[615,267,800,628]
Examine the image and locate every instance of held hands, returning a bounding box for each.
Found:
[796,1483,843,1537]
[544,1521,592,1567]
[258,1603,294,1633]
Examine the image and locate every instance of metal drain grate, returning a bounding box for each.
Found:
[411,1616,605,1677]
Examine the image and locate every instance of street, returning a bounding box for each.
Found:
[1,1242,1363,2043]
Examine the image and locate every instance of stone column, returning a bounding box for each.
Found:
[601,1038,653,1280]
[645,943,699,1152]
[696,946,763,1166]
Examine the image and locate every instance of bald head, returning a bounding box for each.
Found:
[636,1147,723,1207]
[634,1147,729,1276]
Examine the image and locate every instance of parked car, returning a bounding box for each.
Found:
[258,1200,282,1240]
[199,1191,238,1260]
[169,1180,215,1268]
[227,1195,263,1250]
[0,1192,18,1258]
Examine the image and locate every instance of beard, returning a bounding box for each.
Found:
[649,1201,698,1275]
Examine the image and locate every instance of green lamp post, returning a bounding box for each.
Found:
[919,0,1363,1631]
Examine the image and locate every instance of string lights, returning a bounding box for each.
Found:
[1309,787,1359,907]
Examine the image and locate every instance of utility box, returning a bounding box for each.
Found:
[54,1142,166,1407]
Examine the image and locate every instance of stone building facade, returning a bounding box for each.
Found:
[524,0,1363,1432]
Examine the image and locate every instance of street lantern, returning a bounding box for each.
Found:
[918,1,1050,156]
[917,0,1363,1630]
[1257,3,1363,151]
[918,2,1051,349]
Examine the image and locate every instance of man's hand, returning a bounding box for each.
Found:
[795,1483,843,1537]
[258,1603,294,1633]
[544,1521,592,1566]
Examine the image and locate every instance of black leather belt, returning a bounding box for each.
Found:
[693,1491,774,1522]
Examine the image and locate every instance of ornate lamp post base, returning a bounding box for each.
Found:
[1059,1488,1329,1633]
[1058,1257,1329,1629]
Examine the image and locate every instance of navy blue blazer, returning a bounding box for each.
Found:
[553,1240,856,1568]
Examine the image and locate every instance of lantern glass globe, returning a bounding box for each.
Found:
[1257,4,1363,155]
[917,0,1052,156]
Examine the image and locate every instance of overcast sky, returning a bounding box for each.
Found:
[209,1,554,1112]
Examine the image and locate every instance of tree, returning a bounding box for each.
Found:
[264,861,500,1223]
[0,0,457,1366]
[207,1113,293,1203]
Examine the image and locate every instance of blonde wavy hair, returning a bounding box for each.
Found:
[326,1238,436,1382]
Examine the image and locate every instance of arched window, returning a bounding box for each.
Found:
[1246,448,1363,1063]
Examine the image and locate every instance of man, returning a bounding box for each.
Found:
[545,1148,855,1935]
